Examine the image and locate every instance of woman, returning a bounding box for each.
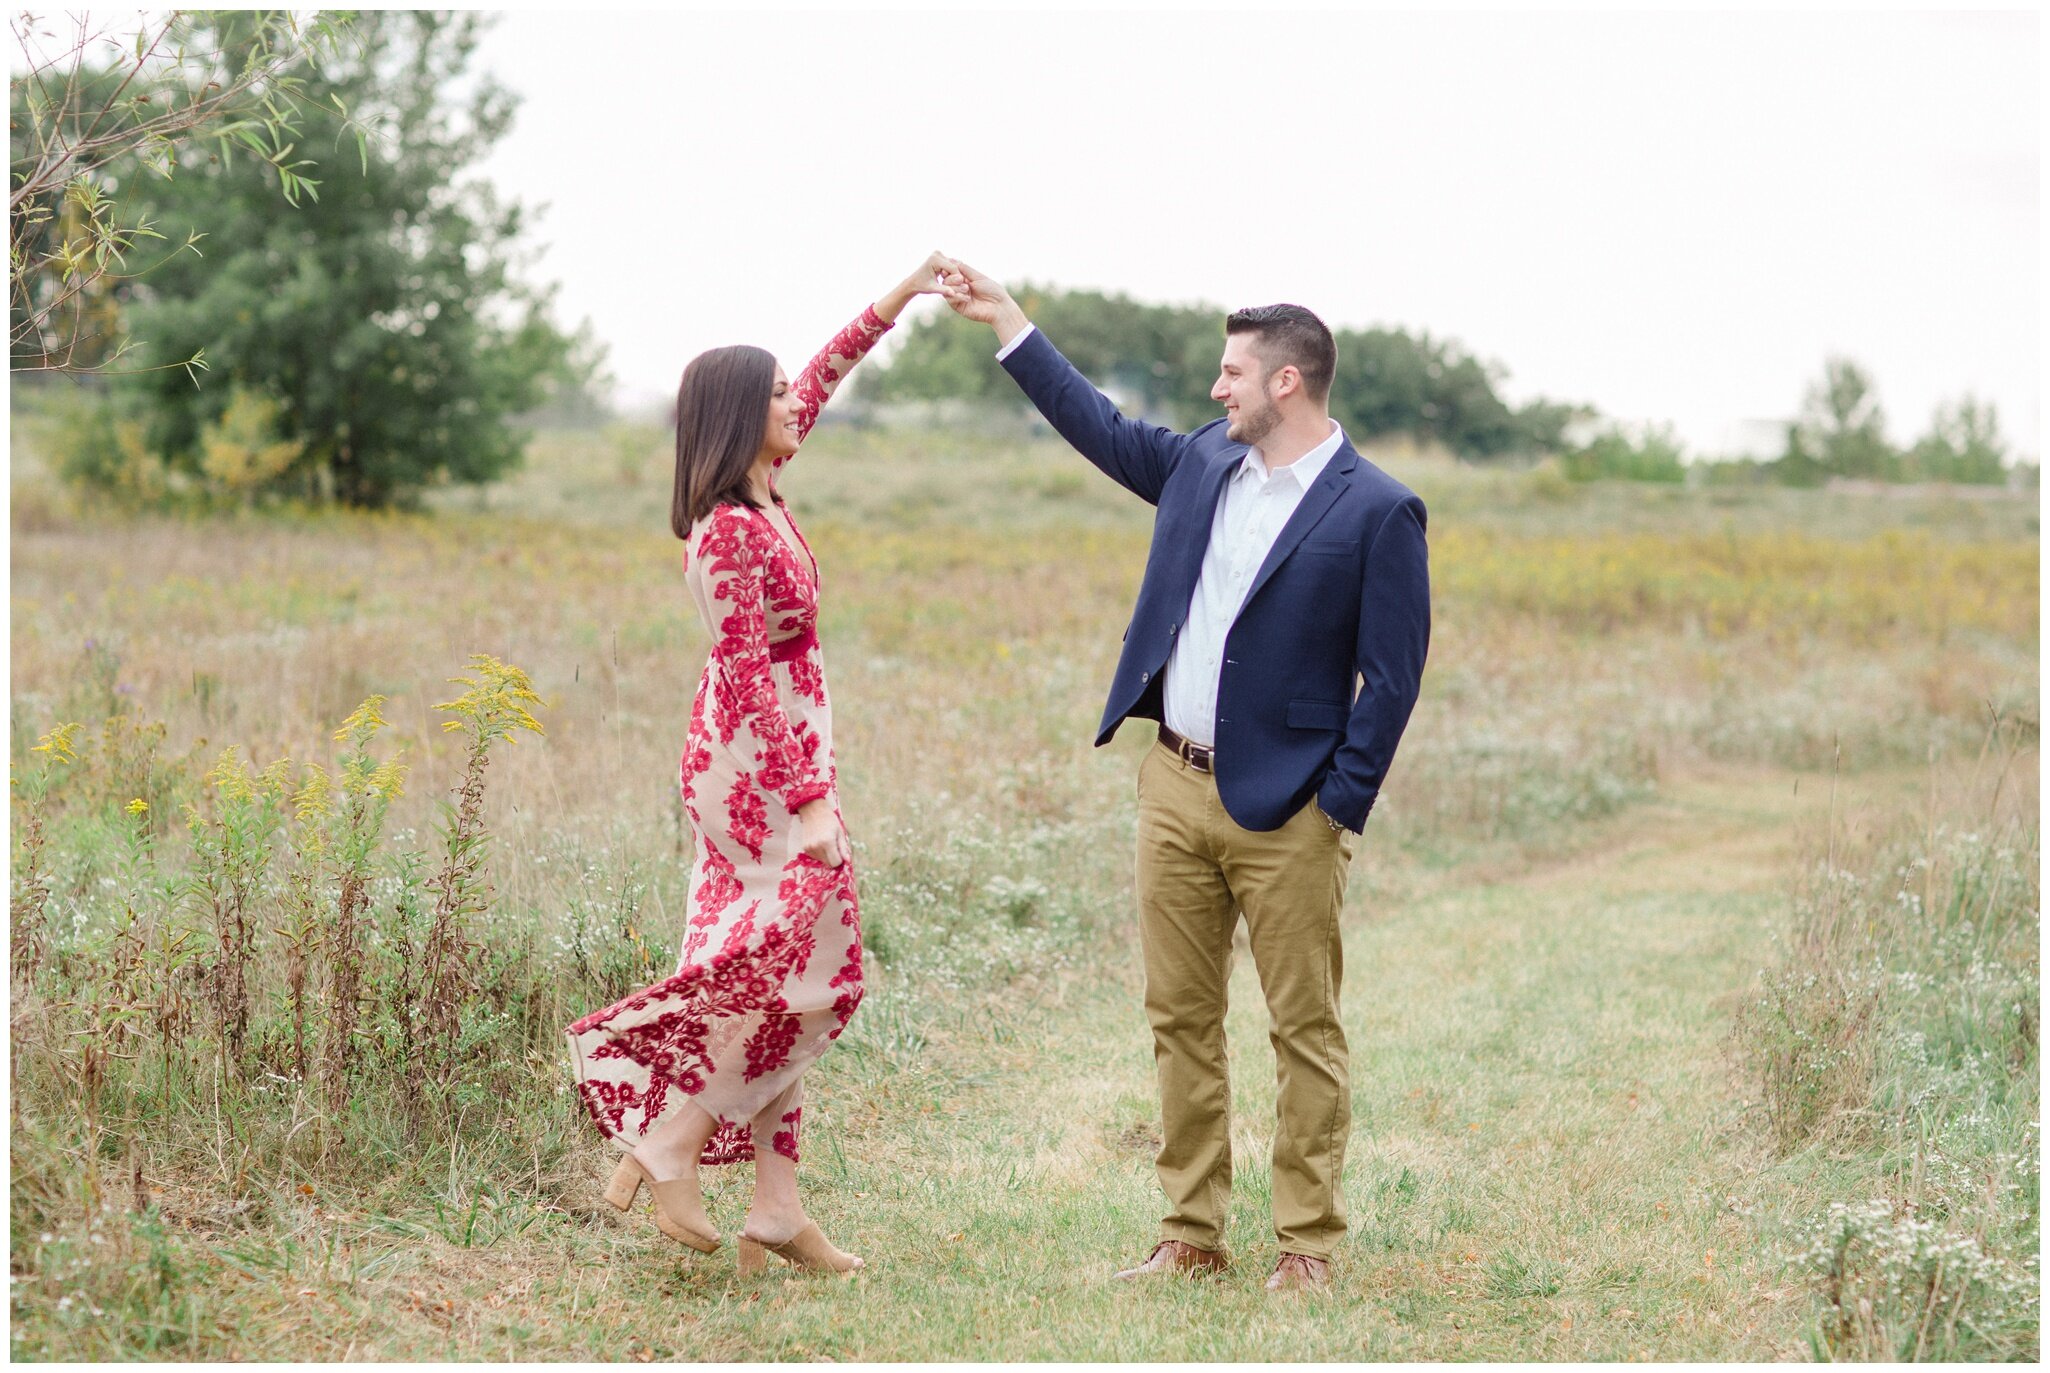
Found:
[566,252,953,1276]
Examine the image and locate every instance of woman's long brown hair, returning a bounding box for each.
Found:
[672,344,776,538]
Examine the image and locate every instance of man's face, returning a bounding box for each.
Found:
[1213,333,1281,446]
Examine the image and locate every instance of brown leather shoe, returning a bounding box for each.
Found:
[1113,1239,1228,1280]
[1264,1253,1332,1293]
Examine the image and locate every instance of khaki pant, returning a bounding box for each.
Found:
[1135,737,1356,1260]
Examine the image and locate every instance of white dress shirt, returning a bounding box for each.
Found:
[996,324,1346,748]
[1164,422,1344,746]
[994,323,1037,362]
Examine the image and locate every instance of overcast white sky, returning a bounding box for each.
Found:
[470,7,2040,459]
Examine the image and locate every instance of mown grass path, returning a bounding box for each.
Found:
[21,764,1888,1362]
[771,766,1833,1362]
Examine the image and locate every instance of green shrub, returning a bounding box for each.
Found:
[1561,423,1686,484]
[45,389,175,507]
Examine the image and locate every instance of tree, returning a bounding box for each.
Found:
[10,10,358,375]
[1771,422,1827,488]
[1330,326,1583,458]
[1906,396,2007,485]
[93,11,594,507]
[1503,396,1588,458]
[864,284,1582,459]
[1779,356,1896,481]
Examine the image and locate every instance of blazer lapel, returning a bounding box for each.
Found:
[1240,441,1358,609]
[1197,443,1243,518]
[1173,443,1245,589]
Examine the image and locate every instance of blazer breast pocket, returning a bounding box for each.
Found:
[1286,699,1349,732]
[1302,537,1358,558]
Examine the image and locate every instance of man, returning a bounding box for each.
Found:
[940,262,1430,1294]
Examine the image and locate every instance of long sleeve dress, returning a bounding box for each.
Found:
[566,306,891,1166]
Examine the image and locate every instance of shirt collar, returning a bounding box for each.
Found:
[1240,420,1346,491]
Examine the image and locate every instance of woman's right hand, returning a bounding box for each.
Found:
[796,799,846,868]
[902,249,955,298]
[873,250,959,324]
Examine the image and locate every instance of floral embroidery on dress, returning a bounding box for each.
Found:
[727,773,768,863]
[566,307,889,1167]
[742,1012,802,1083]
[771,1107,803,1162]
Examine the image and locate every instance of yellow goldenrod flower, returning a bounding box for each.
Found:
[368,758,408,801]
[292,764,335,824]
[31,723,82,764]
[333,695,390,748]
[204,746,252,800]
[257,758,295,796]
[433,654,547,743]
[125,798,149,816]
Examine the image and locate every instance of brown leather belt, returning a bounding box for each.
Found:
[1157,723,1215,774]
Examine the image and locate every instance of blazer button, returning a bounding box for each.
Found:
[1141,672,1150,682]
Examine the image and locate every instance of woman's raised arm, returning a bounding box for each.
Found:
[781,251,954,461]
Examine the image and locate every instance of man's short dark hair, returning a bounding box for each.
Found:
[1225,303,1336,403]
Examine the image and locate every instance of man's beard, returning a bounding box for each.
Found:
[1227,399,1280,446]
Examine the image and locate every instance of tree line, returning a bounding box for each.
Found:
[855,283,1587,462]
[11,12,2023,507]
[859,288,2025,488]
[1761,358,2014,487]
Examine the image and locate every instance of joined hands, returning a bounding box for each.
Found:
[881,250,1029,345]
[877,249,965,323]
[935,255,1032,345]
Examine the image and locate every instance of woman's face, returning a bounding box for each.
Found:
[760,366,801,461]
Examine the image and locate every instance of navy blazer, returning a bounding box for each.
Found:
[1000,327,1430,833]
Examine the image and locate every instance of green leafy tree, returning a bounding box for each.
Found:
[1503,395,1589,458]
[1330,326,1583,458]
[1024,287,1221,425]
[94,10,595,507]
[10,10,357,376]
[1778,356,1896,481]
[1906,396,2008,484]
[1772,422,1827,488]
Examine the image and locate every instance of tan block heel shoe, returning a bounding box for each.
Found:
[604,1154,720,1253]
[736,1222,863,1277]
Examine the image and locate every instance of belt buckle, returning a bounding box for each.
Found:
[1186,741,1214,775]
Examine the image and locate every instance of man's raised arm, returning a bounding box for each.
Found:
[940,258,1191,507]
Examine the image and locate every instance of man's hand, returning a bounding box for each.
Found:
[939,258,1032,346]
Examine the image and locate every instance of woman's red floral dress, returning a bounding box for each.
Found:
[565,307,890,1166]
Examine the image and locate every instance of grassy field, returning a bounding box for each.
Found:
[7,408,2039,1359]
